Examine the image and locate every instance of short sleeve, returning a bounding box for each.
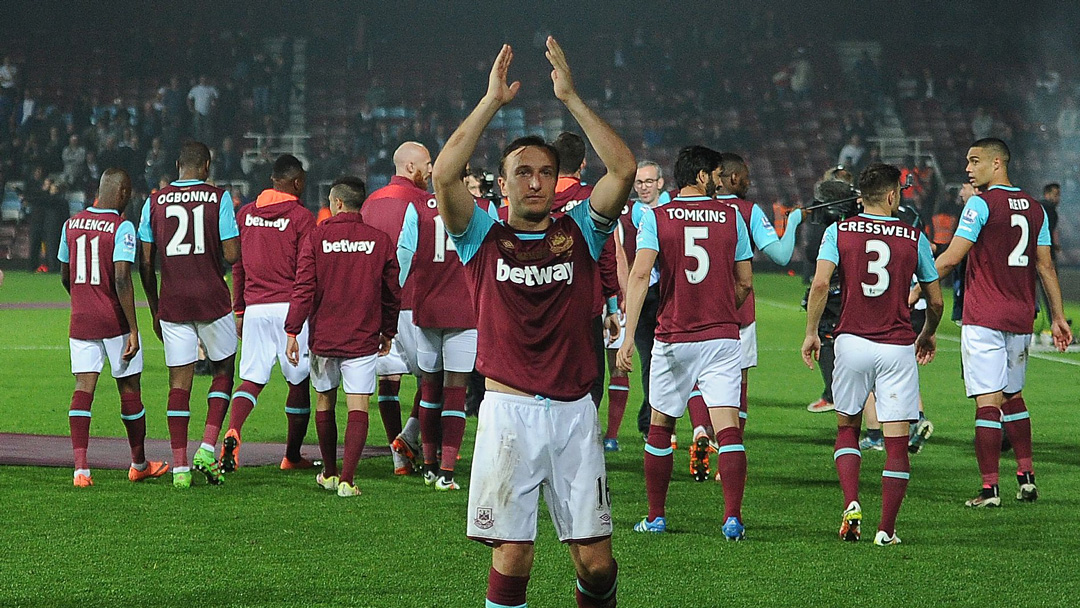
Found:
[954,196,989,243]
[567,199,615,262]
[398,203,419,253]
[485,200,500,221]
[447,204,495,265]
[749,204,779,250]
[137,197,153,242]
[1037,207,1051,246]
[635,207,659,252]
[219,191,240,240]
[817,223,839,264]
[114,221,137,263]
[631,201,647,228]
[734,212,753,261]
[915,233,939,283]
[57,223,70,263]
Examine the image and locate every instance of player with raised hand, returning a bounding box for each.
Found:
[433,39,634,608]
[802,163,943,546]
[60,168,168,487]
[284,179,400,498]
[138,141,239,488]
[221,154,317,473]
[617,145,754,540]
[935,138,1072,508]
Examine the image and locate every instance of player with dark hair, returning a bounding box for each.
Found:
[617,144,754,539]
[935,139,1072,507]
[60,168,168,486]
[803,162,943,545]
[363,142,430,476]
[221,154,317,473]
[138,140,240,488]
[433,39,634,608]
[284,178,400,497]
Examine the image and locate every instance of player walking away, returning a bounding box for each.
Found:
[434,39,634,608]
[222,154,317,473]
[934,139,1073,508]
[138,141,239,488]
[802,163,943,546]
[361,148,431,475]
[617,145,754,540]
[284,179,400,497]
[398,185,477,490]
[60,169,169,487]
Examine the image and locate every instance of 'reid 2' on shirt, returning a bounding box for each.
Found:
[954,185,1051,335]
[636,195,753,343]
[361,176,428,311]
[718,194,781,328]
[818,213,938,345]
[284,212,400,359]
[232,189,316,313]
[138,179,238,323]
[58,207,137,340]
[398,197,477,329]
[450,201,613,401]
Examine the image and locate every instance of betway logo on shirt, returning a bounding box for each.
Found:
[495,258,574,286]
[322,239,375,254]
[245,215,290,231]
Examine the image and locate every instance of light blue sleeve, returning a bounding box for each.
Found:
[485,200,500,221]
[114,221,137,263]
[57,223,69,263]
[1037,207,1051,246]
[748,204,779,250]
[631,201,646,228]
[447,204,495,265]
[137,197,153,242]
[218,191,239,240]
[635,207,659,252]
[734,212,753,261]
[759,207,803,265]
[567,198,615,262]
[817,223,839,264]
[953,196,989,243]
[396,204,418,284]
[915,233,939,283]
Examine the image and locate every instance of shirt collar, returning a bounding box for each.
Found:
[987,185,1021,192]
[86,206,120,215]
[858,212,899,221]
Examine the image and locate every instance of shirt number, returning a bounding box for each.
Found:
[683,226,710,284]
[165,204,206,256]
[862,239,891,297]
[1008,214,1029,267]
[432,215,457,263]
[73,235,101,285]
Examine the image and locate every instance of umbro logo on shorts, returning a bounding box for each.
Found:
[474,507,494,530]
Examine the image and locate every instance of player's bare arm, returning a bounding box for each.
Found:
[138,241,162,341]
[114,260,140,360]
[616,247,656,372]
[60,262,71,294]
[222,237,240,266]
[546,36,635,219]
[915,279,944,365]
[614,229,629,299]
[734,260,753,309]
[934,235,974,280]
[433,44,520,234]
[1034,244,1074,351]
[802,259,836,369]
[285,335,299,366]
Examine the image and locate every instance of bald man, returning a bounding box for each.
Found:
[359,141,432,476]
[59,168,169,487]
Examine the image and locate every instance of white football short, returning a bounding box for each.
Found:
[739,322,758,369]
[161,313,237,367]
[649,338,742,418]
[416,327,477,374]
[960,324,1030,397]
[467,391,612,544]
[376,310,420,377]
[310,353,377,395]
[238,303,309,385]
[70,333,144,378]
[833,334,919,422]
[604,312,626,350]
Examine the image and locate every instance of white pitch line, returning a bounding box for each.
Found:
[755,297,805,312]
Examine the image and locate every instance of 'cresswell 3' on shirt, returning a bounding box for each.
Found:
[450,201,611,402]
[285,212,401,359]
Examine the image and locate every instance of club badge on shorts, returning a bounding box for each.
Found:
[474,507,494,530]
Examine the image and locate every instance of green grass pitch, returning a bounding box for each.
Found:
[1,271,1078,607]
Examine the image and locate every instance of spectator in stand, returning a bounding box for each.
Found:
[1056,97,1080,152]
[896,68,919,99]
[62,135,87,187]
[790,48,812,101]
[188,75,219,144]
[44,126,64,174]
[215,136,244,181]
[971,106,993,140]
[921,68,935,99]
[144,137,168,191]
[837,134,865,169]
[251,52,272,117]
[84,151,101,193]
[138,101,162,149]
[1042,183,1060,260]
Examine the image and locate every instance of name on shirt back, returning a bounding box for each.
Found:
[664,208,728,222]
[67,217,116,233]
[839,221,918,242]
[156,190,219,204]
[322,239,375,254]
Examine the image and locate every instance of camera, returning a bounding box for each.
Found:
[479,171,497,201]
[809,178,861,226]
